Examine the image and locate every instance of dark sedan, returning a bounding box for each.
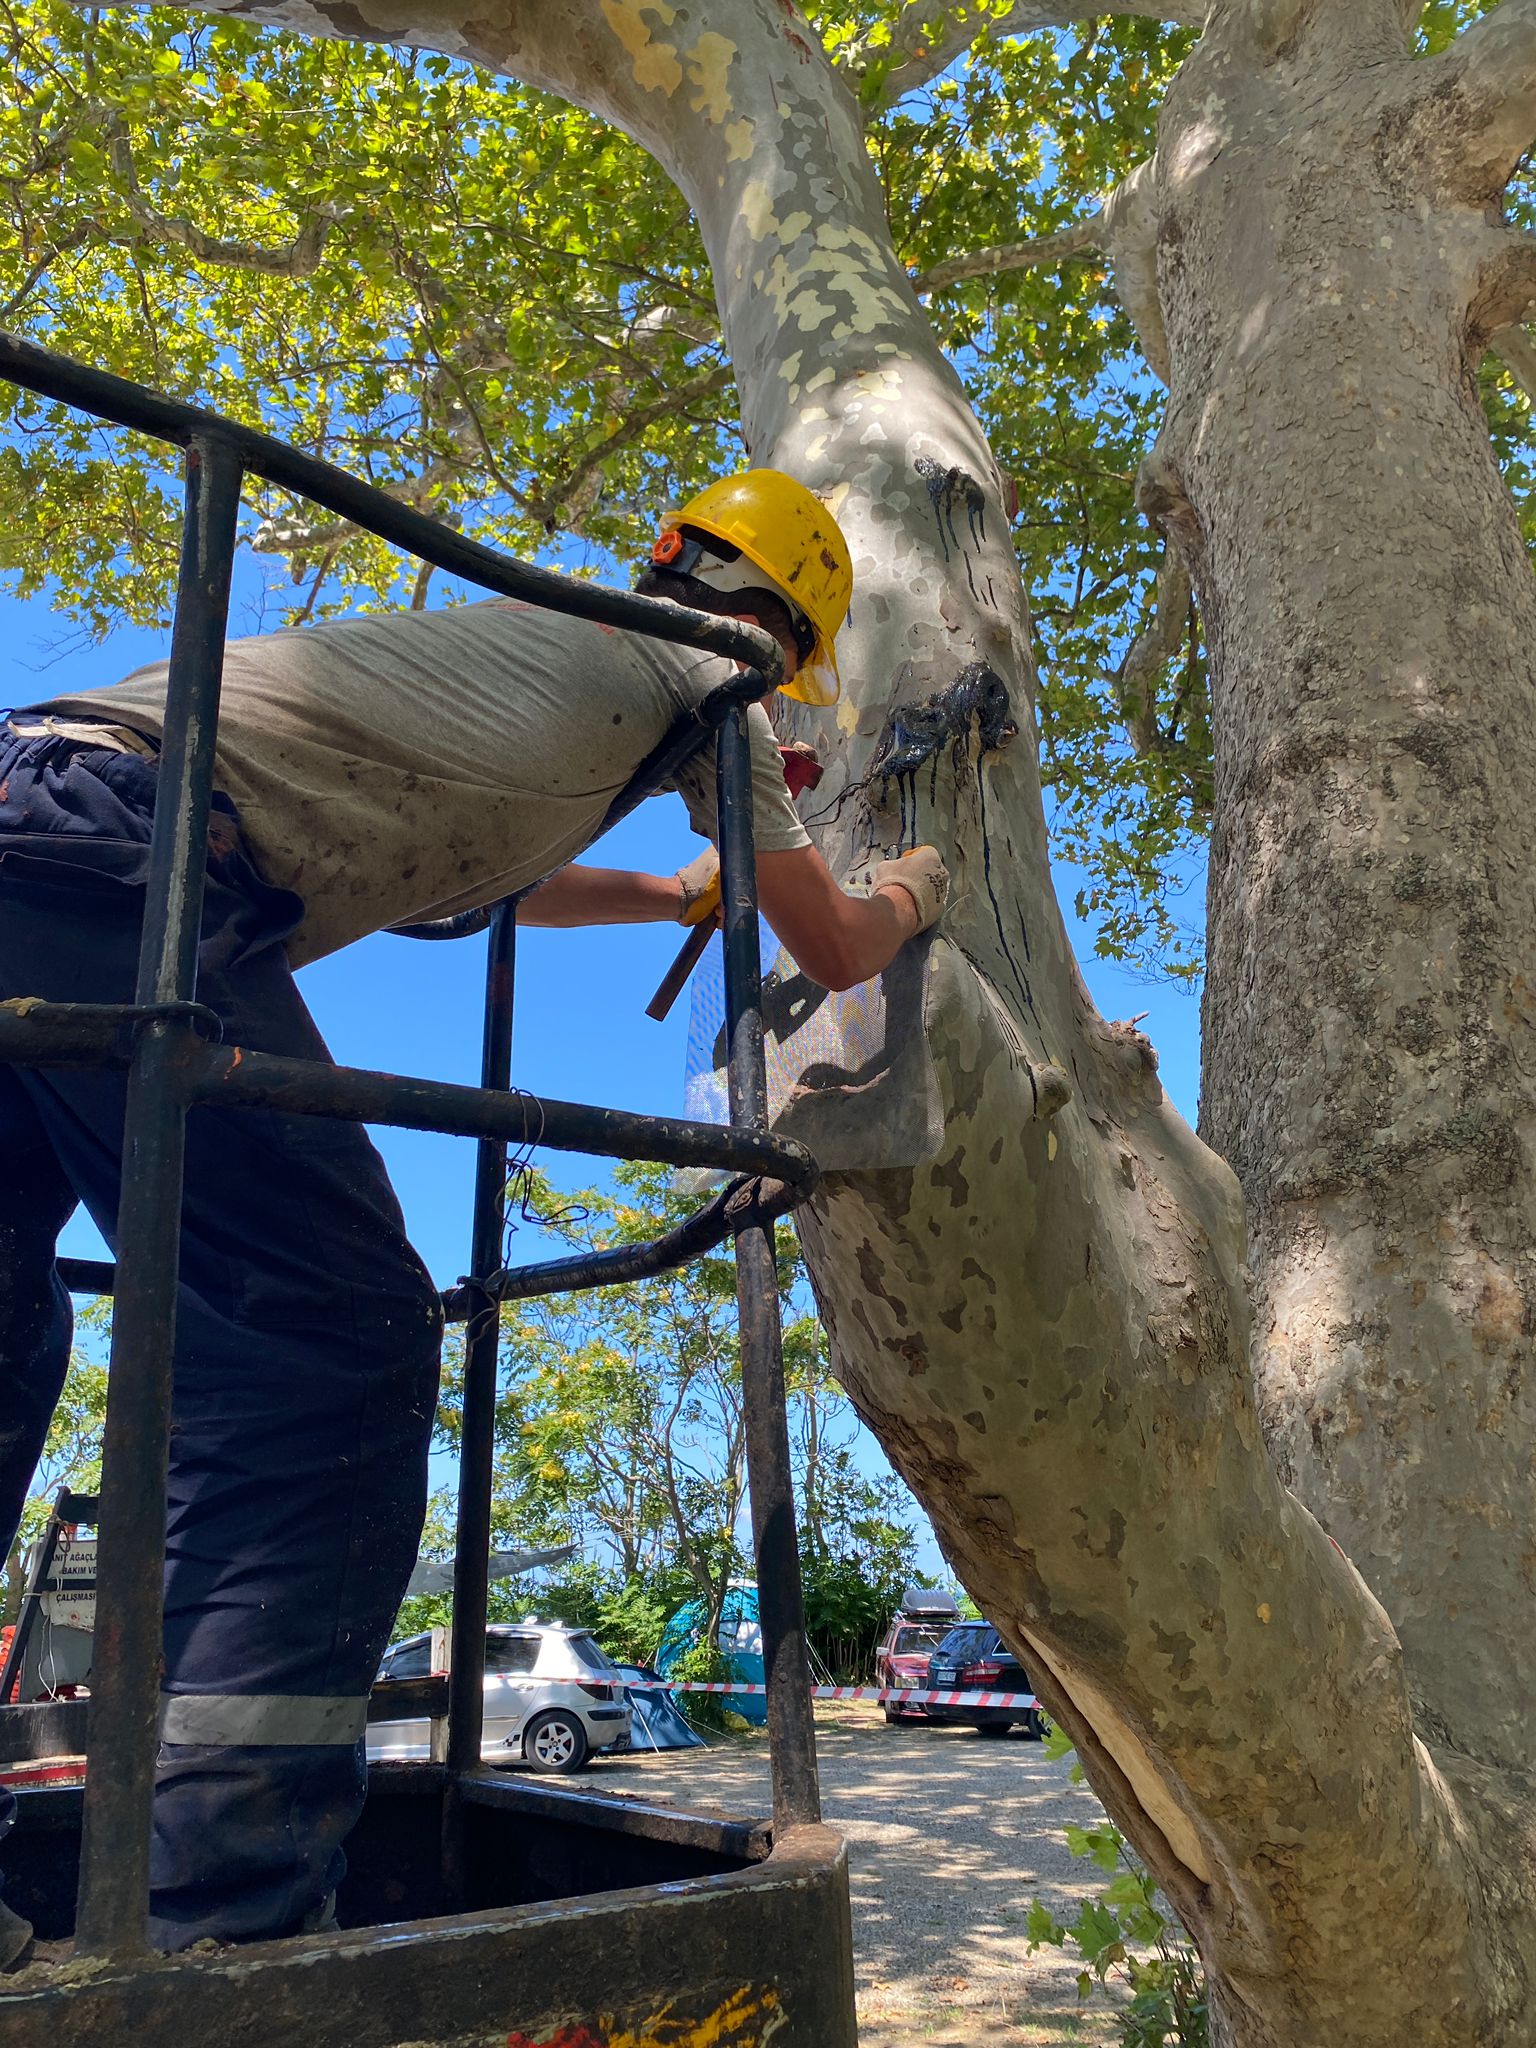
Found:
[925,1622,1044,1738]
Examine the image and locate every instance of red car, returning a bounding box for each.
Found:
[874,1592,961,1723]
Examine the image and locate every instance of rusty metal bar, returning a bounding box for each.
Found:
[74,432,244,1958]
[441,900,517,1903]
[716,699,822,1832]
[60,1175,810,1322]
[0,1009,813,1191]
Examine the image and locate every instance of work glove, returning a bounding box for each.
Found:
[675,847,722,926]
[870,846,950,932]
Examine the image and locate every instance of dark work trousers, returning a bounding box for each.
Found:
[0,730,443,1949]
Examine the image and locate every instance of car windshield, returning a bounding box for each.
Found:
[934,1624,989,1658]
[570,1632,620,1675]
[891,1624,947,1655]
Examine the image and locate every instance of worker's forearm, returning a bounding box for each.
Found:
[520,863,681,927]
[756,844,932,991]
[808,886,920,990]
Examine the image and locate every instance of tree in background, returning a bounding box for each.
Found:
[1,1301,108,1628]
[12,2,1536,2036]
[792,1316,921,1678]
[402,1165,921,1672]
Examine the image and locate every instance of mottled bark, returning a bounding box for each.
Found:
[1130,0,1536,2037]
[66,0,1536,2039]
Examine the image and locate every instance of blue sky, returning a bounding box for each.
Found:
[6,565,1204,1584]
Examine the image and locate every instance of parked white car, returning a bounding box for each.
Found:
[369,1622,631,1774]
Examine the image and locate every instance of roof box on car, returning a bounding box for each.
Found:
[898,1586,961,1619]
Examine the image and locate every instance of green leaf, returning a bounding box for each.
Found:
[1065,1822,1123,1871]
[1024,1900,1067,1948]
[1103,1870,1155,1910]
[1071,1898,1123,1964]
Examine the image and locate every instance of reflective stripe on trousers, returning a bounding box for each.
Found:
[159,1695,369,1747]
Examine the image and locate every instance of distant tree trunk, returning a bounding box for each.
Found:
[68,0,1536,2037]
[1,1547,24,1632]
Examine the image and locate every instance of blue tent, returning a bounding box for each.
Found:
[656,1583,766,1726]
[614,1664,705,1752]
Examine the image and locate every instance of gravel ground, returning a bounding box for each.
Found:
[594,1703,1135,2047]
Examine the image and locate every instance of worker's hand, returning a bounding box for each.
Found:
[870,846,950,933]
[675,847,722,927]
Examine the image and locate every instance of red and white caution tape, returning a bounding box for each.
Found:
[667,1681,1037,1709]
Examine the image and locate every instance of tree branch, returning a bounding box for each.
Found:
[846,0,1207,112]
[1115,541,1192,754]
[1475,226,1536,335]
[1101,158,1170,384]
[0,227,90,319]
[913,169,1169,383]
[106,127,343,278]
[1423,0,1536,199]
[913,211,1105,293]
[523,361,732,530]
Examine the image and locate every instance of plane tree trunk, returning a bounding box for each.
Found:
[65,0,1536,2038]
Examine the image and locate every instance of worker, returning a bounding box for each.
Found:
[0,467,948,1960]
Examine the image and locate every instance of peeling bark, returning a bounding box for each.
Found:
[65,0,1536,2038]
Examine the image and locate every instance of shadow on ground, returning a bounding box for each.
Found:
[596,1704,1136,2047]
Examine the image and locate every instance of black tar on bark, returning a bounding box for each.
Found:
[870,663,1017,787]
[914,458,987,560]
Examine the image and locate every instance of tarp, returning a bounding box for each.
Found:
[656,1584,767,1727]
[614,1664,705,1752]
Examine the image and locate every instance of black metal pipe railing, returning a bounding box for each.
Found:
[74,434,244,1958]
[716,708,822,1833]
[441,900,516,1905]
[0,330,825,1957]
[0,331,783,691]
[58,1172,810,1325]
[0,1009,814,1189]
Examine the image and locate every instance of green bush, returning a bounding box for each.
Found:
[667,1640,737,1733]
[1027,1725,1209,2048]
[799,1551,901,1682]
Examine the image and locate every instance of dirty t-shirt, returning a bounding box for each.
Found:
[26,598,809,966]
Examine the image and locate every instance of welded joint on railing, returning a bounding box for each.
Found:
[694,665,775,722]
[0,997,221,1066]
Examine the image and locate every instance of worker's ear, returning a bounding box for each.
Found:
[735,611,799,680]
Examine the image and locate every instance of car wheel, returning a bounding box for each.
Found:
[883,1705,903,1724]
[1023,1709,1046,1741]
[976,1720,1012,1738]
[524,1710,590,1775]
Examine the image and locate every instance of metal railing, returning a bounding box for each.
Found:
[0,329,824,1956]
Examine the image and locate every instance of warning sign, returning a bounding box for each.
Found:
[41,1535,96,1632]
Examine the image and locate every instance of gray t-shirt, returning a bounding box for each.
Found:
[29,597,809,965]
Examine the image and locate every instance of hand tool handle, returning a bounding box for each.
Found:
[646,920,714,1023]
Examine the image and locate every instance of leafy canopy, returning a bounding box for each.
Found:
[0,0,1525,973]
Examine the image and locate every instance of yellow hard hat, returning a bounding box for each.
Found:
[656,469,851,706]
